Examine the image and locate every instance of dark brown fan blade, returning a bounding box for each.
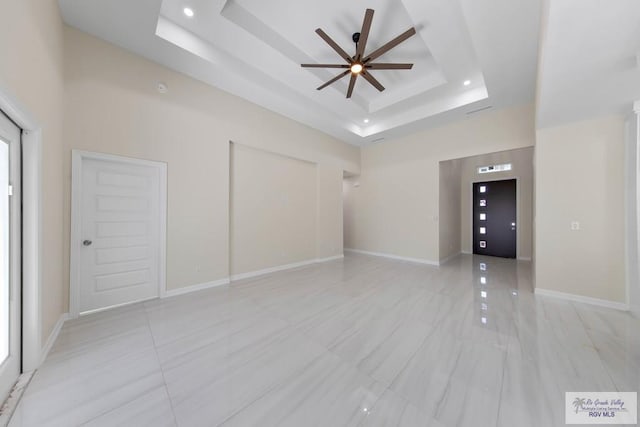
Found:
[366,63,413,70]
[361,71,385,92]
[346,73,358,98]
[356,9,374,61]
[317,70,350,90]
[364,27,416,63]
[315,29,353,63]
[301,64,350,68]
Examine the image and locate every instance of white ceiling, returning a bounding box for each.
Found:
[537,0,640,128]
[58,0,540,146]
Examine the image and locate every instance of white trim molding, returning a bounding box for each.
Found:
[231,259,318,281]
[345,248,439,266]
[439,252,461,265]
[230,254,345,282]
[40,313,70,365]
[535,288,629,311]
[316,254,344,263]
[0,85,42,372]
[163,278,231,298]
[70,150,168,318]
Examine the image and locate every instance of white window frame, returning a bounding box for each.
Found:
[0,86,41,372]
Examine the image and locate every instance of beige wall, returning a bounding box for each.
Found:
[344,104,535,262]
[316,164,344,259]
[63,27,358,295]
[342,176,357,250]
[231,144,317,274]
[438,159,462,262]
[535,115,626,303]
[459,147,534,259]
[0,0,66,342]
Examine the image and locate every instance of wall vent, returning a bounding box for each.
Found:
[478,163,512,174]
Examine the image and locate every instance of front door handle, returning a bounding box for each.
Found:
[83,239,93,246]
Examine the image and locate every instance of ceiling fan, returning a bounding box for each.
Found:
[301,9,416,99]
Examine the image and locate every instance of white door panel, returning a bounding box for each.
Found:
[78,156,164,314]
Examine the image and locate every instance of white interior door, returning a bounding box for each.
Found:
[0,111,21,404]
[75,153,166,314]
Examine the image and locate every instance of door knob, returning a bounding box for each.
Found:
[83,239,92,246]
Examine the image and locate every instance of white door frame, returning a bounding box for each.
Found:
[70,150,167,318]
[0,86,42,372]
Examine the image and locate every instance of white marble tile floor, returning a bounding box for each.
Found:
[8,253,640,426]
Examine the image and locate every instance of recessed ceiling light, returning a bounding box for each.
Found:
[363,119,370,123]
[183,7,194,17]
[463,80,471,86]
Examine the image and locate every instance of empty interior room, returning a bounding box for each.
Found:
[1,1,639,426]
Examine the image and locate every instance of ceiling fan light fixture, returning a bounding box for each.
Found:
[350,63,364,74]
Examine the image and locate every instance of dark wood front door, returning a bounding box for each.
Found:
[473,179,517,258]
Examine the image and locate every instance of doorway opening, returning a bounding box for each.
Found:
[437,147,533,262]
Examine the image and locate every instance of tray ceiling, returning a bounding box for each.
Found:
[59,0,540,145]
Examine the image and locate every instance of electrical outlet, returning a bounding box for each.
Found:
[571,221,580,230]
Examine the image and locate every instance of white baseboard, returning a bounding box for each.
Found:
[231,254,345,281]
[160,255,345,298]
[163,277,231,298]
[344,248,439,266]
[534,288,629,311]
[40,313,70,364]
[316,254,345,263]
[439,252,461,265]
[231,259,315,281]
[461,250,472,255]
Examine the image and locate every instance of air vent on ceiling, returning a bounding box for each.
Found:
[466,106,493,115]
[370,137,385,144]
